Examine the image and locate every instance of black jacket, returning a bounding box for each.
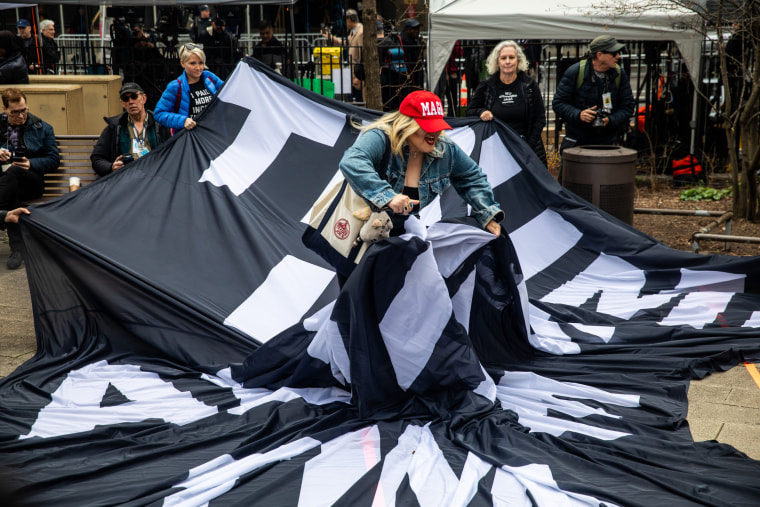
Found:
[0,112,59,176]
[467,72,547,165]
[0,53,29,84]
[40,36,58,74]
[90,111,170,177]
[552,58,635,145]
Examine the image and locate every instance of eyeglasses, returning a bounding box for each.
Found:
[7,107,28,117]
[183,43,204,51]
[603,51,621,56]
[120,93,140,102]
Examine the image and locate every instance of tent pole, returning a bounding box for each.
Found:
[689,46,702,156]
[245,5,250,38]
[289,5,297,79]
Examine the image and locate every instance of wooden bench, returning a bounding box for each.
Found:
[23,135,99,205]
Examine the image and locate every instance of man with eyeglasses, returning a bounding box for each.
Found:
[90,82,170,178]
[0,88,59,269]
[552,35,635,153]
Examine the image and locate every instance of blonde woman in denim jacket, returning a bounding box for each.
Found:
[339,90,503,237]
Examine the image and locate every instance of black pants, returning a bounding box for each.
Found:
[0,165,44,253]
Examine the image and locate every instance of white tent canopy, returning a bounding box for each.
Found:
[428,0,703,85]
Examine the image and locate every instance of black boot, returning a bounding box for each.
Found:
[6,222,23,270]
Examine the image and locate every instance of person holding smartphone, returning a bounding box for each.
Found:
[0,88,59,269]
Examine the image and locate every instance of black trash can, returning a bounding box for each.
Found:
[562,145,638,224]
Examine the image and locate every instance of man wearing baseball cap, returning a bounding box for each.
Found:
[16,19,39,71]
[339,90,503,238]
[90,82,170,177]
[190,5,212,42]
[552,35,635,153]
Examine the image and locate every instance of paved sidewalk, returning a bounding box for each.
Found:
[1,233,759,459]
[0,233,35,378]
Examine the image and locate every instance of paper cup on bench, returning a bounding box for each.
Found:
[69,176,81,192]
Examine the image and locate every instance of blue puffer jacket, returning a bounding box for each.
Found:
[154,70,224,130]
[552,58,635,145]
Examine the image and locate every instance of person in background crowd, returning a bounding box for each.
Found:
[190,4,212,42]
[400,18,425,94]
[321,9,363,101]
[376,19,407,111]
[467,40,547,166]
[91,82,170,177]
[0,31,29,84]
[252,19,286,72]
[36,19,58,75]
[16,19,39,72]
[435,41,463,117]
[0,88,59,269]
[199,16,240,80]
[154,44,224,132]
[339,90,503,238]
[552,35,634,153]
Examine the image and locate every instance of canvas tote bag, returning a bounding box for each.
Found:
[303,133,391,277]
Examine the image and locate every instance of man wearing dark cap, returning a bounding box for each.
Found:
[90,82,170,178]
[16,19,40,71]
[552,35,635,151]
[190,5,212,42]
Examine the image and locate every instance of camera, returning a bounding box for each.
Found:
[592,109,608,128]
[121,154,135,164]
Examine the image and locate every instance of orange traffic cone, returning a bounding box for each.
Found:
[460,73,468,107]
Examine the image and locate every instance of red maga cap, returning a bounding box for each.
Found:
[399,90,452,133]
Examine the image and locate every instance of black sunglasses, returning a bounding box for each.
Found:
[603,50,621,56]
[120,93,140,101]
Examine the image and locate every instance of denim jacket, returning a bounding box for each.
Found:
[339,128,504,228]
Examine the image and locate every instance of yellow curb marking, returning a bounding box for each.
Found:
[744,362,760,391]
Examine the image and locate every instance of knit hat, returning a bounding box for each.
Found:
[399,90,452,133]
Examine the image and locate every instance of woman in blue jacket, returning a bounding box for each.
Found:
[154,44,224,132]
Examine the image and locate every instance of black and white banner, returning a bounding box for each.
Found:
[1,58,759,505]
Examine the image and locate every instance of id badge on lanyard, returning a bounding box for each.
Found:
[132,138,149,157]
[602,92,612,112]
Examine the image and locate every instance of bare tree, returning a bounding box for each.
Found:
[713,0,760,219]
[595,0,758,218]
[680,0,758,219]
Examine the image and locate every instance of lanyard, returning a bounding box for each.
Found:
[130,119,146,146]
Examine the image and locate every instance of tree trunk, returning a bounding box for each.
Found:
[362,1,383,111]
[716,0,760,220]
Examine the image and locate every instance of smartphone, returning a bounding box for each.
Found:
[11,156,24,163]
[121,154,134,164]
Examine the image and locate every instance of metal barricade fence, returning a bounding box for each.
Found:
[45,34,711,163]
